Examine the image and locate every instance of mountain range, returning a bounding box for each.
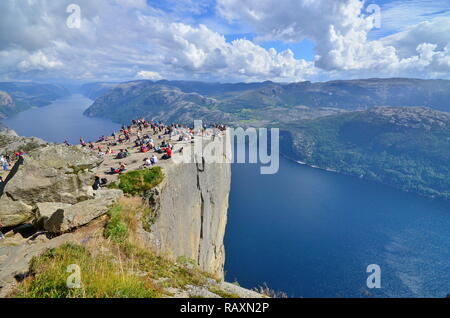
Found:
[0,82,69,118]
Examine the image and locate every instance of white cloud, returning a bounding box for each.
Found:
[18,50,63,71]
[136,70,163,80]
[0,0,448,82]
[217,0,450,78]
[381,16,450,58]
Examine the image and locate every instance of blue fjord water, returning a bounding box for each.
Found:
[3,95,449,298]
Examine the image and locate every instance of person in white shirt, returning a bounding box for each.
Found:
[151,155,158,165]
[144,157,152,167]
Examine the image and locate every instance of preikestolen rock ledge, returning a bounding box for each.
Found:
[0,123,266,298]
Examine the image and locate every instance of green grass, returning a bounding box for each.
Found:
[14,244,160,298]
[104,205,129,243]
[13,197,230,299]
[109,167,164,195]
[208,287,239,298]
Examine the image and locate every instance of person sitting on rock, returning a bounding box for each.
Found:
[92,175,101,190]
[162,147,172,160]
[141,145,148,153]
[151,154,158,165]
[115,149,128,159]
[143,157,152,167]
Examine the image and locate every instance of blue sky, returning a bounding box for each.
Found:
[0,0,449,83]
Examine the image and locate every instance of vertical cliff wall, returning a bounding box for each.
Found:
[141,142,231,279]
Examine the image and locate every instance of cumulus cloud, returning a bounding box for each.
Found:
[136,70,163,80]
[217,0,450,78]
[0,0,448,82]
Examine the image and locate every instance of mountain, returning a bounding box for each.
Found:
[83,78,450,123]
[0,82,70,118]
[282,107,450,200]
[84,82,237,124]
[79,82,120,100]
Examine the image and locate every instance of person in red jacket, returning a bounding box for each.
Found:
[165,147,172,158]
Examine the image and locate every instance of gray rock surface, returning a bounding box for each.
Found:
[43,191,122,233]
[0,144,103,227]
[140,138,231,279]
[36,202,72,220]
[218,282,266,298]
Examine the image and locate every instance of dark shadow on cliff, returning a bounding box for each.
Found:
[0,155,24,198]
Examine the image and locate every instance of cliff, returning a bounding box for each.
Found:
[0,129,245,297]
[141,160,230,278]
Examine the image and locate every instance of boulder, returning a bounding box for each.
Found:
[34,202,72,228]
[44,193,122,234]
[0,196,33,227]
[36,202,72,220]
[0,144,103,227]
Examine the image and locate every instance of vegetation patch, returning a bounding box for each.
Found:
[12,198,227,298]
[208,287,239,298]
[67,164,93,175]
[14,243,160,298]
[109,167,163,195]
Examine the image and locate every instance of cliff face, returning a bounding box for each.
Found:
[142,159,231,279]
[1,130,232,291]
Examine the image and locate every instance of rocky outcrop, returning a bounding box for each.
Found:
[0,144,105,227]
[43,189,123,233]
[141,142,231,279]
[0,91,14,119]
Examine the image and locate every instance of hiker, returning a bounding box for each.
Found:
[150,154,158,165]
[143,157,152,167]
[162,147,172,160]
[116,149,128,159]
[64,140,70,146]
[141,145,148,153]
[92,175,101,190]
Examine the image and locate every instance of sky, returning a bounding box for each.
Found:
[0,0,449,83]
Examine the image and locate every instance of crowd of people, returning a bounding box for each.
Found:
[66,118,226,191]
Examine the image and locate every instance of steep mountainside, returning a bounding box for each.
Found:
[282,107,450,200]
[0,82,70,118]
[79,82,120,100]
[84,83,237,124]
